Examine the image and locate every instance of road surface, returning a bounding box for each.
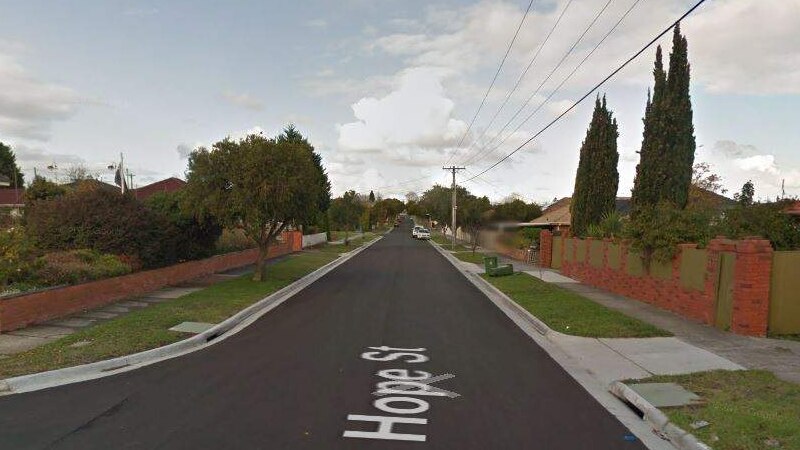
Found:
[0,220,645,449]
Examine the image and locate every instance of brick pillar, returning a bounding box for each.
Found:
[540,230,553,268]
[731,238,773,336]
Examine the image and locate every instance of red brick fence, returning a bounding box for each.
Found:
[538,230,799,337]
[0,231,303,333]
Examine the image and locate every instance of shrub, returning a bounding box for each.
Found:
[215,228,257,253]
[625,201,712,262]
[587,211,625,239]
[34,249,132,286]
[713,199,800,250]
[0,226,35,288]
[501,228,542,249]
[23,176,66,203]
[145,191,222,261]
[25,182,172,268]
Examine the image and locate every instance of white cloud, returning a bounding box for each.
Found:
[222,91,265,111]
[684,0,800,94]
[305,18,328,29]
[338,67,467,155]
[0,51,80,141]
[701,141,800,199]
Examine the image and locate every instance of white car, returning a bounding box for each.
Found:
[412,225,422,238]
[416,228,431,240]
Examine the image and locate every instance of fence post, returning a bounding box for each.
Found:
[731,238,773,336]
[540,230,553,268]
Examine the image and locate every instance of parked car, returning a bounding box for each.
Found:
[416,228,431,240]
[412,225,422,238]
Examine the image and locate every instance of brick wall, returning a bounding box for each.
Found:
[0,231,302,332]
[538,232,774,337]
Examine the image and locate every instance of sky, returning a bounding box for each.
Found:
[0,0,798,204]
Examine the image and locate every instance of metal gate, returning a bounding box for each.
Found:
[714,252,735,330]
[526,248,540,266]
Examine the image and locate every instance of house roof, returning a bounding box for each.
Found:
[0,188,24,206]
[530,197,572,225]
[785,200,800,216]
[134,177,186,200]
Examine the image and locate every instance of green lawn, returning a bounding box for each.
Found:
[453,251,487,265]
[0,243,360,379]
[637,370,800,450]
[431,234,471,251]
[483,272,670,338]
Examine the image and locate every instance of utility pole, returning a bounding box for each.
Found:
[443,166,465,250]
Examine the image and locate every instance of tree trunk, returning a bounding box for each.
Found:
[252,244,268,282]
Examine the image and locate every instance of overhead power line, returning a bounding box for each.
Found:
[462,0,614,166]
[445,0,537,165]
[467,0,642,166]
[456,0,573,164]
[464,0,708,183]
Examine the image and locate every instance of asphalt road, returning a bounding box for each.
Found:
[0,220,645,449]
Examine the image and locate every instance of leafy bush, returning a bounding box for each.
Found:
[626,201,712,262]
[145,191,222,261]
[25,183,173,268]
[23,176,66,203]
[34,249,132,286]
[215,228,257,253]
[0,226,35,288]
[713,199,800,250]
[587,211,625,239]
[501,228,542,249]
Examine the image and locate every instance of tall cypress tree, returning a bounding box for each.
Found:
[664,23,696,209]
[631,24,695,214]
[571,95,619,237]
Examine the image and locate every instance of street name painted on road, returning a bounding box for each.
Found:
[342,346,458,443]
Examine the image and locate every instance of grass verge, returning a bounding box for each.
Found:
[0,243,363,379]
[483,272,670,338]
[453,251,487,265]
[431,234,471,251]
[637,370,800,450]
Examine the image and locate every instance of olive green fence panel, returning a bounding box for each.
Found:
[564,239,574,262]
[552,237,563,269]
[607,243,621,270]
[589,240,604,268]
[626,250,645,277]
[680,248,707,292]
[650,259,673,280]
[576,240,587,263]
[769,251,800,335]
[714,252,735,331]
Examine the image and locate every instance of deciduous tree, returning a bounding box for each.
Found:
[186,131,324,281]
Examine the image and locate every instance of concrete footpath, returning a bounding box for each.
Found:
[448,254,743,385]
[488,253,800,384]
[0,257,286,358]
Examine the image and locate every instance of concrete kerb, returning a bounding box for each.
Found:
[428,239,674,450]
[0,237,384,396]
[610,382,711,450]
